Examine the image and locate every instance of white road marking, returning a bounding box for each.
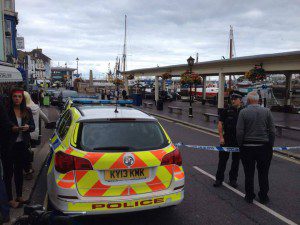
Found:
[272,153,300,165]
[193,166,298,225]
[157,116,219,137]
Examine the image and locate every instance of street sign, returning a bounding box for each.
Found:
[16,37,25,49]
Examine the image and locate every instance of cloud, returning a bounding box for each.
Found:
[16,0,300,78]
[241,9,264,19]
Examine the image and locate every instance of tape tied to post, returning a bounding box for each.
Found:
[174,143,300,152]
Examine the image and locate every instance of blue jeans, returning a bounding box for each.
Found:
[0,160,10,219]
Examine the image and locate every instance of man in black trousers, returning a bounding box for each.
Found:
[214,93,243,188]
[236,91,275,204]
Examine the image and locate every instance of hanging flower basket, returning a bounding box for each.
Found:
[245,64,266,82]
[127,74,134,80]
[180,71,202,85]
[161,72,172,80]
[113,78,124,85]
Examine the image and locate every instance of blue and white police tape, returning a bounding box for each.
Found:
[174,143,300,152]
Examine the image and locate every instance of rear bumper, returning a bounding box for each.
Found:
[50,190,184,215]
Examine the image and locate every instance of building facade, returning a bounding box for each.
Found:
[0,0,23,93]
[3,0,18,63]
[30,48,51,80]
[0,0,5,61]
[51,66,76,86]
[17,48,51,85]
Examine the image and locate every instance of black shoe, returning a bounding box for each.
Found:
[244,196,254,204]
[258,192,270,204]
[213,180,223,187]
[229,180,238,188]
[259,196,270,204]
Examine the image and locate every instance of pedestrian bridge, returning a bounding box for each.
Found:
[123,51,300,108]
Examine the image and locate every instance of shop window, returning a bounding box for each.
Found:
[5,20,12,33]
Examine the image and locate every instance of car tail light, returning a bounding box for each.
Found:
[161,148,182,166]
[74,157,93,170]
[55,151,92,173]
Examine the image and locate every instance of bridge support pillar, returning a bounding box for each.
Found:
[202,75,207,102]
[218,72,225,113]
[155,76,159,103]
[284,73,292,106]
[162,79,166,91]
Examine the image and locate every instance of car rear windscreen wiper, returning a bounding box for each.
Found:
[93,146,134,151]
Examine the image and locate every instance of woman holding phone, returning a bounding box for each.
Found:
[2,88,35,208]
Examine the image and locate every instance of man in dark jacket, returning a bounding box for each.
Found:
[236,91,275,204]
[0,96,12,223]
[122,89,127,99]
[214,93,243,188]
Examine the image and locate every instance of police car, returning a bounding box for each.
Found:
[47,104,184,215]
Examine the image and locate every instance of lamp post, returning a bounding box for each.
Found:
[76,57,79,74]
[187,56,195,117]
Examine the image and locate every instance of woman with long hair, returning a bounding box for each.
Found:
[2,88,35,208]
[23,91,49,179]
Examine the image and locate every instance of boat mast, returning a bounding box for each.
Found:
[122,15,127,74]
[229,25,235,89]
[229,25,234,59]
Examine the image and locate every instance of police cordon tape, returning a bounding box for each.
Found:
[174,143,300,152]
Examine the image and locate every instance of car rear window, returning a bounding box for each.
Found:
[78,121,169,152]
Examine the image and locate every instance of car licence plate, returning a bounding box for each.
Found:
[105,168,149,181]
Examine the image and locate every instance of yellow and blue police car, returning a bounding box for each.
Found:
[47,104,184,215]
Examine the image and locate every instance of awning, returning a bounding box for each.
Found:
[0,65,23,83]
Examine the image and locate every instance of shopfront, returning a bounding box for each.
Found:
[0,64,23,95]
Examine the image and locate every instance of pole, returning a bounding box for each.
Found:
[229,25,233,89]
[77,60,79,74]
[189,66,193,117]
[115,80,119,113]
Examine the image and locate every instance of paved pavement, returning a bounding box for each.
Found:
[138,100,300,159]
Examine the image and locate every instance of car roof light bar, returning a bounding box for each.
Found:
[72,99,133,105]
[71,95,98,99]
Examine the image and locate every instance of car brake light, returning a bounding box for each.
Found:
[74,157,93,170]
[161,148,182,166]
[55,151,92,173]
[55,152,74,173]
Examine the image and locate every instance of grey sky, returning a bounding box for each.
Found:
[16,0,300,78]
